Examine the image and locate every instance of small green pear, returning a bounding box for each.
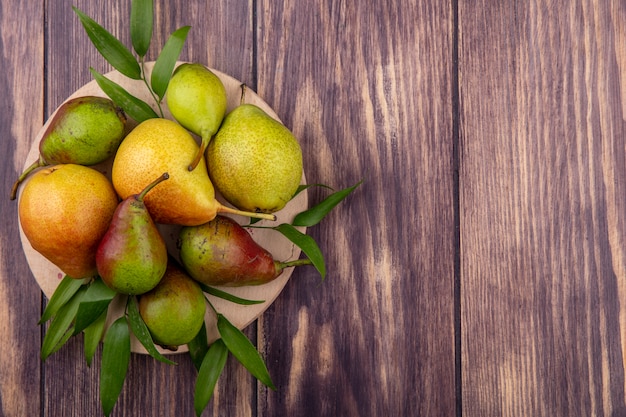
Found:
[179,215,311,286]
[207,104,303,214]
[96,173,169,295]
[138,261,207,350]
[166,63,227,171]
[11,96,126,200]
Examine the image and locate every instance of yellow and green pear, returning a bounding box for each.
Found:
[111,118,275,225]
[207,104,303,214]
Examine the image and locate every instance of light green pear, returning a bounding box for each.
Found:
[138,261,207,350]
[207,104,303,214]
[166,63,227,171]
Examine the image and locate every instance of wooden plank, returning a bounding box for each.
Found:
[459,1,626,415]
[41,1,258,416]
[0,1,45,416]
[255,1,457,415]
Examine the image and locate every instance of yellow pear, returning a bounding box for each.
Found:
[18,164,119,279]
[111,118,275,226]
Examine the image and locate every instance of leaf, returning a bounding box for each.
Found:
[274,224,326,280]
[90,68,159,122]
[39,276,86,324]
[217,314,275,390]
[130,0,153,57]
[293,183,333,198]
[73,277,117,335]
[127,296,176,365]
[72,6,141,80]
[187,321,209,371]
[50,325,75,356]
[41,286,87,360]
[100,316,131,417]
[84,309,107,367]
[292,179,363,227]
[197,282,265,305]
[194,339,228,416]
[248,217,262,225]
[151,26,191,100]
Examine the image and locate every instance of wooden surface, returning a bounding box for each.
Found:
[0,1,624,416]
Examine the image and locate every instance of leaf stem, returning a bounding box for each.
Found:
[279,258,313,269]
[205,298,218,316]
[11,157,46,200]
[140,58,164,117]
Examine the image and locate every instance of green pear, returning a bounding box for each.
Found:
[138,261,207,350]
[206,104,303,214]
[96,173,169,295]
[178,215,311,286]
[166,63,227,171]
[11,96,127,200]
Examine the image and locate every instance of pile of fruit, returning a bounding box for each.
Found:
[11,2,360,416]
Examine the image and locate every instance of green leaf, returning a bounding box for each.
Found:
[217,314,275,390]
[151,26,191,100]
[39,276,86,324]
[293,183,333,198]
[197,282,265,305]
[292,179,363,227]
[127,296,176,365]
[130,0,153,57]
[194,339,228,416]
[188,321,209,371]
[84,309,107,367]
[273,224,326,280]
[41,286,87,360]
[248,217,262,225]
[50,325,75,356]
[72,6,141,80]
[100,316,131,417]
[90,68,159,122]
[73,278,117,335]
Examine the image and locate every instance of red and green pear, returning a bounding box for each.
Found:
[96,173,169,295]
[178,215,311,287]
[11,96,126,200]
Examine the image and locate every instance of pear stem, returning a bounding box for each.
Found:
[217,203,276,221]
[279,259,313,269]
[188,141,206,171]
[188,133,211,172]
[137,172,169,202]
[240,84,247,105]
[10,157,46,200]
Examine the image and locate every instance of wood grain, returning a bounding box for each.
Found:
[460,0,626,415]
[1,1,44,417]
[256,1,457,416]
[5,0,626,416]
[4,0,460,414]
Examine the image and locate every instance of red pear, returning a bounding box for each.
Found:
[178,215,311,286]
